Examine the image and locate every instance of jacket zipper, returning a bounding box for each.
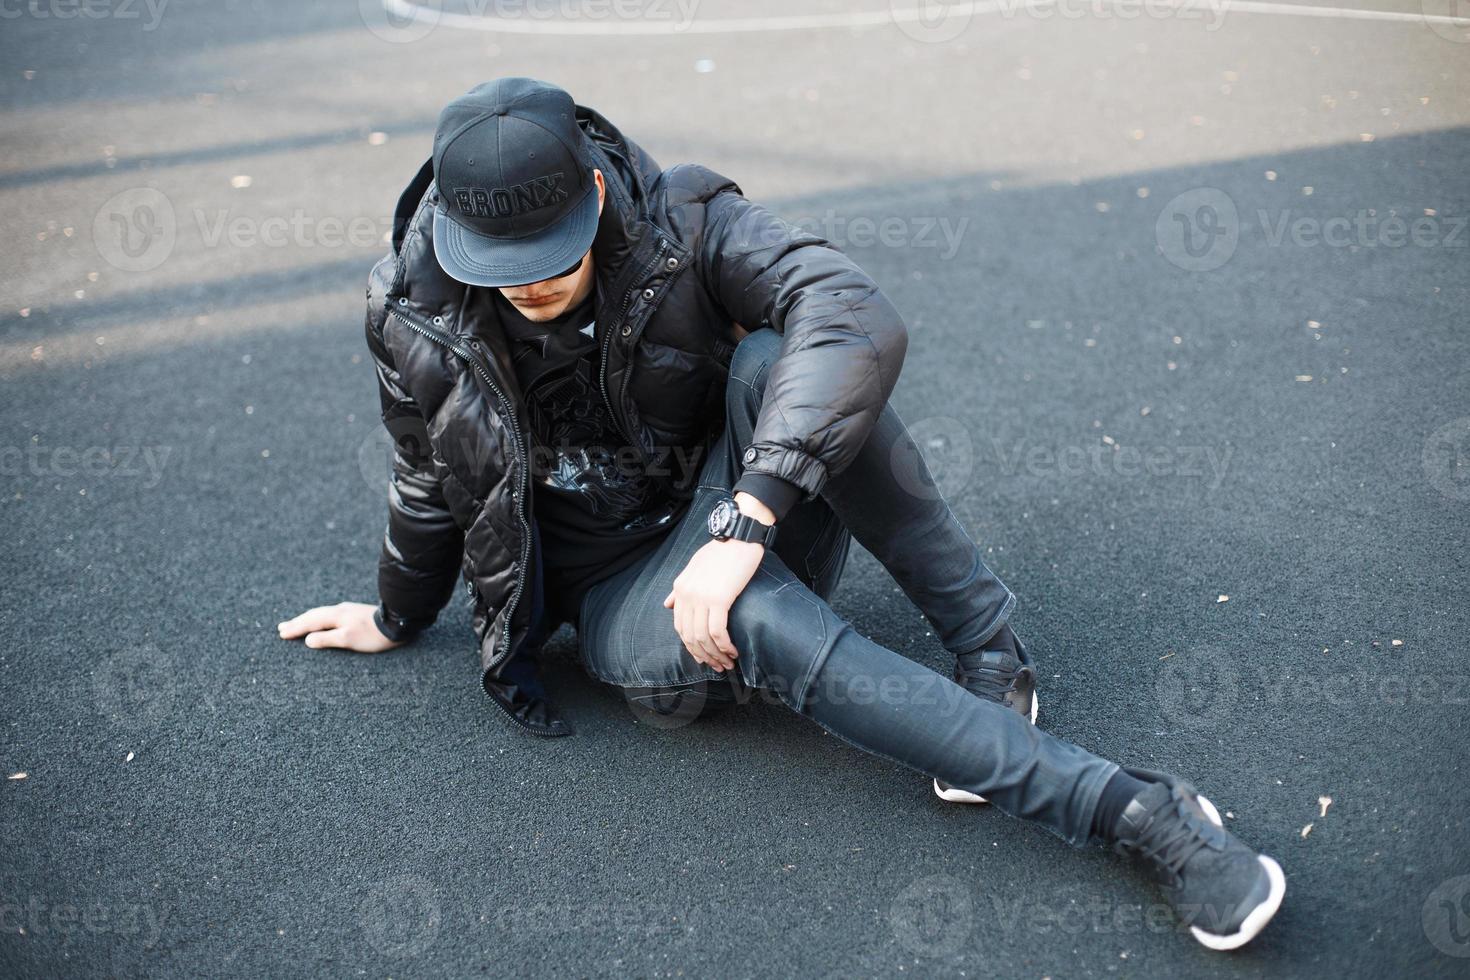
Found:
[390,307,530,674]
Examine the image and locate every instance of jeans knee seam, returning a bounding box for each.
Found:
[730,351,773,397]
[784,587,832,710]
[755,564,790,591]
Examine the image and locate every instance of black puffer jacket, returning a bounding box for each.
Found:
[364,102,908,731]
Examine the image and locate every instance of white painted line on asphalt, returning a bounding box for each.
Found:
[378,0,1470,35]
[379,0,1007,35]
[1205,0,1470,24]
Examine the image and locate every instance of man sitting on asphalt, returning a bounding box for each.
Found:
[278,76,1286,951]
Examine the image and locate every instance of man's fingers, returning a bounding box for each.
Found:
[667,589,731,671]
[667,584,703,664]
[673,599,700,664]
[677,599,718,670]
[278,605,341,638]
[692,604,732,672]
[707,607,739,660]
[303,628,350,650]
[685,601,717,669]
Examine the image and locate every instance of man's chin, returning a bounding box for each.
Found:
[511,300,565,321]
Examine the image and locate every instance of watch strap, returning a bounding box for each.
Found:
[728,509,778,548]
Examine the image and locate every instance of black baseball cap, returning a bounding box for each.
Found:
[431,77,599,288]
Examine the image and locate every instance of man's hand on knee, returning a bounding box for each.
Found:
[662,537,764,673]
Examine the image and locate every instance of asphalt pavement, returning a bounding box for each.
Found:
[2,1,1468,977]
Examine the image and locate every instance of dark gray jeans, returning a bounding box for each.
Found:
[568,327,1118,846]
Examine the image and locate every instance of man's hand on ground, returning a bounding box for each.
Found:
[662,492,773,673]
[277,602,404,654]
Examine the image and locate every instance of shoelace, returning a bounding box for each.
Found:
[1119,790,1214,886]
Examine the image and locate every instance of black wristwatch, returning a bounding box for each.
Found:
[706,493,778,548]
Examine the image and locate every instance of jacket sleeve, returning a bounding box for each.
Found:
[699,188,909,504]
[364,270,464,641]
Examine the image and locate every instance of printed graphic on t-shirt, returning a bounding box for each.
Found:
[522,347,668,528]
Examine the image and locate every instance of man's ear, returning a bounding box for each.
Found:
[593,168,605,215]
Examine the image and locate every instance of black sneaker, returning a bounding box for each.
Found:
[933,634,1039,804]
[1112,767,1286,950]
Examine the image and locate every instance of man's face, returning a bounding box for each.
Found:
[496,250,594,322]
[495,168,604,323]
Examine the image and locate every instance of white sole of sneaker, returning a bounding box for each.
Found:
[1188,792,1285,951]
[932,692,1040,805]
[1189,854,1287,951]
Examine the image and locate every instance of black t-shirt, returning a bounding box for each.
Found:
[496,287,688,622]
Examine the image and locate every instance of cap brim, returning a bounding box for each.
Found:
[432,183,599,288]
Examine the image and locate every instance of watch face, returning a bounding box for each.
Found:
[707,498,735,537]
